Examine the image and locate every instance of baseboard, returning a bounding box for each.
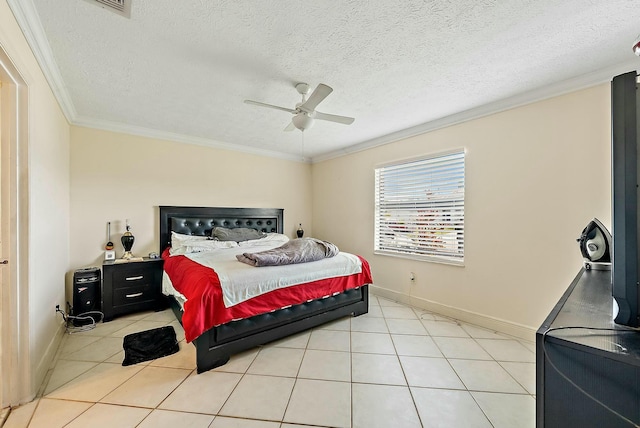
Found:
[369,285,537,342]
[33,319,66,398]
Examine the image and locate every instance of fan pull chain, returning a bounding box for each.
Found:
[301,130,305,162]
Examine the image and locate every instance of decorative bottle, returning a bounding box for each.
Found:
[121,219,135,259]
[296,223,304,238]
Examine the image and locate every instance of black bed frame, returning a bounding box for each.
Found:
[159,206,369,373]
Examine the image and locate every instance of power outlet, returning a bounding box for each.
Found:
[410,272,416,282]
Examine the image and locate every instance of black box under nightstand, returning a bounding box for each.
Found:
[102,257,166,321]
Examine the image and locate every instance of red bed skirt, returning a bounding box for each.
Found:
[162,249,373,342]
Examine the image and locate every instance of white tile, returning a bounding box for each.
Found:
[298,349,351,381]
[432,337,492,360]
[283,379,351,427]
[352,383,422,428]
[521,340,536,353]
[316,316,351,331]
[364,305,384,317]
[307,329,351,352]
[399,356,465,389]
[499,361,536,394]
[472,392,536,428]
[137,409,214,428]
[104,349,127,364]
[381,306,419,319]
[89,319,134,336]
[247,347,304,377]
[46,362,143,402]
[65,403,150,428]
[43,359,98,395]
[449,359,527,393]
[421,320,470,337]
[219,374,295,420]
[109,320,170,338]
[352,353,406,385]
[414,308,458,323]
[63,336,124,362]
[2,399,38,428]
[351,332,395,354]
[376,297,404,307]
[350,315,389,333]
[159,371,242,414]
[411,387,492,428]
[476,338,536,362]
[113,310,156,322]
[59,334,101,356]
[213,348,259,373]
[100,366,191,408]
[149,340,196,370]
[461,323,511,339]
[392,334,443,357]
[386,318,428,335]
[212,416,280,427]
[140,309,176,322]
[281,425,318,428]
[268,330,310,348]
[24,398,92,428]
[368,294,380,306]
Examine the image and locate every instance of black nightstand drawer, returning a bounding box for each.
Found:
[112,266,154,286]
[113,283,156,307]
[102,258,166,321]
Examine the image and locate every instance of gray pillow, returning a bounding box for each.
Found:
[211,226,265,242]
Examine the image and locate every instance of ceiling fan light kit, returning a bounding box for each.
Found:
[244,82,355,132]
[292,112,314,131]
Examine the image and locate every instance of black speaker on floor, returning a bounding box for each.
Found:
[72,267,101,323]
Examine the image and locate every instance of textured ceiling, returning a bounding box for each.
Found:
[10,0,640,161]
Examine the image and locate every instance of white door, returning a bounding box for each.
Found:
[0,47,30,408]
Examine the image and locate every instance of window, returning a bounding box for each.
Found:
[374,149,465,265]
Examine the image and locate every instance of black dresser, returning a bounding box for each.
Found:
[537,268,640,427]
[102,257,166,321]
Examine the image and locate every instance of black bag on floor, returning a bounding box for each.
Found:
[122,325,179,366]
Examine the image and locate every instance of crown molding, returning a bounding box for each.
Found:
[7,0,78,121]
[312,59,640,164]
[72,116,309,163]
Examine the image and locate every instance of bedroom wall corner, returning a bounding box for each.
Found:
[69,127,312,297]
[311,83,611,335]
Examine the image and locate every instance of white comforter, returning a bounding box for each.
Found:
[173,241,362,307]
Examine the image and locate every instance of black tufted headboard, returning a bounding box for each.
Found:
[159,206,284,253]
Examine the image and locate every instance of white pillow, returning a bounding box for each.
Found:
[170,239,238,256]
[239,233,290,247]
[171,231,208,248]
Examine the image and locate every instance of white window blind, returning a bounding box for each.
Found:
[374,149,465,265]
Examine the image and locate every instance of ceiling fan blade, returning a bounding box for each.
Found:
[284,121,296,132]
[314,111,355,125]
[244,100,297,114]
[299,84,333,112]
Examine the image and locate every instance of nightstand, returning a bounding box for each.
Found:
[102,257,166,321]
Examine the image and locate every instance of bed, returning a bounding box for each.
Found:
[159,206,372,373]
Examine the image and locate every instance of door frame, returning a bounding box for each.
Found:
[0,45,31,408]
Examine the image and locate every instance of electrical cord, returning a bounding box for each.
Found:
[55,307,104,334]
[542,326,640,427]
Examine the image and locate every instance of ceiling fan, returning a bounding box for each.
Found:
[244,83,355,132]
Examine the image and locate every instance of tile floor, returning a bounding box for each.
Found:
[4,294,536,428]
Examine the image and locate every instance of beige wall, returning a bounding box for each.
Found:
[312,84,611,335]
[1,0,71,402]
[69,127,312,296]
